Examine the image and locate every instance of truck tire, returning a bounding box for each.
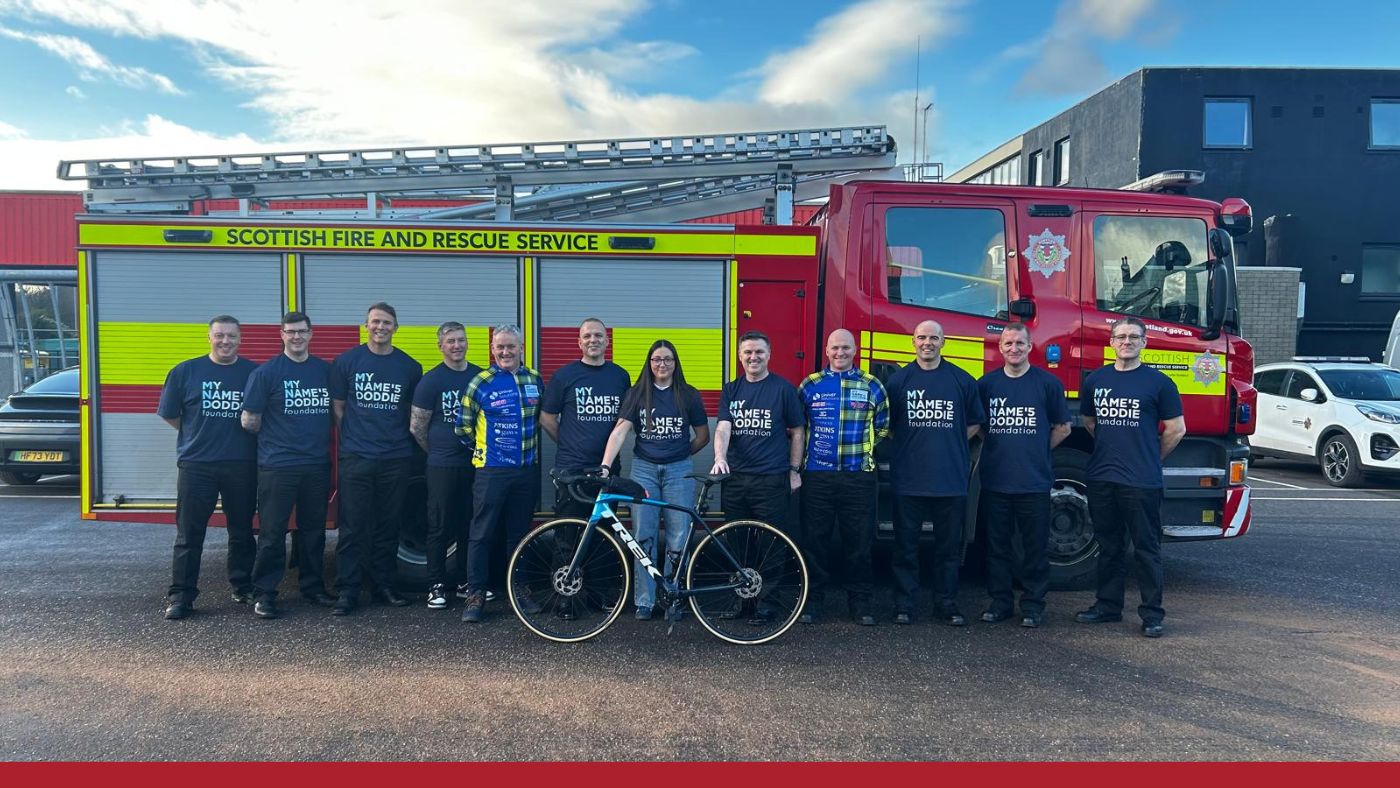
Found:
[1048,447,1099,591]
[1319,432,1364,488]
[0,471,41,485]
[394,471,459,589]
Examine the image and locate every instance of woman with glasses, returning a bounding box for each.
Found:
[599,340,710,620]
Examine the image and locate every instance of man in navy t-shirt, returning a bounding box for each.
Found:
[328,302,422,614]
[976,323,1071,629]
[541,318,630,519]
[410,321,483,610]
[156,315,258,620]
[884,319,985,626]
[240,311,335,618]
[1076,316,1185,638]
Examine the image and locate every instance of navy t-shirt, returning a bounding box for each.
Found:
[412,361,483,468]
[978,367,1071,494]
[1081,364,1183,488]
[157,355,257,463]
[329,345,422,460]
[885,361,986,497]
[541,361,630,470]
[623,384,708,465]
[241,353,333,468]
[719,374,804,475]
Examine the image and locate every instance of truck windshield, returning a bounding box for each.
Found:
[1093,215,1212,329]
[1318,368,1400,401]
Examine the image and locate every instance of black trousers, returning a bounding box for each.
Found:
[720,472,792,533]
[335,454,410,594]
[169,459,257,604]
[425,464,475,587]
[1087,480,1165,623]
[982,489,1052,615]
[892,495,966,614]
[799,470,876,607]
[464,466,540,593]
[251,463,330,601]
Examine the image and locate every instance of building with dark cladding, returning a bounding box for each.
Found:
[949,67,1400,358]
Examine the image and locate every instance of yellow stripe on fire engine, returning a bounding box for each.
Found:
[859,330,985,378]
[522,257,536,367]
[97,323,211,385]
[612,327,724,391]
[1099,347,1226,396]
[285,254,299,312]
[360,325,492,372]
[78,250,94,519]
[78,223,816,258]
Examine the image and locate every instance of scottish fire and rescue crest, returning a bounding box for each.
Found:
[1192,352,1222,387]
[1027,228,1070,279]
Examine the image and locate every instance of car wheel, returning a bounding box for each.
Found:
[1319,433,1364,488]
[1047,447,1099,591]
[0,471,41,485]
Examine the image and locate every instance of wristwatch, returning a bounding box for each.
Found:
[789,465,801,473]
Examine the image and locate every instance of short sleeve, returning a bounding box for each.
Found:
[963,374,987,426]
[156,363,184,419]
[242,366,269,415]
[1157,376,1184,421]
[329,355,349,400]
[1046,374,1072,424]
[782,383,804,429]
[717,382,734,423]
[540,369,566,415]
[685,388,708,425]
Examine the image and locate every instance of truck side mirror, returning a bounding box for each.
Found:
[1202,258,1230,341]
[1008,299,1036,320]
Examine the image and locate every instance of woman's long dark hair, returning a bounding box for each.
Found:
[620,339,696,428]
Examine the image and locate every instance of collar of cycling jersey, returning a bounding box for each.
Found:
[822,366,863,378]
[488,363,536,377]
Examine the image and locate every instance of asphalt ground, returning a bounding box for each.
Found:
[1,466,1397,761]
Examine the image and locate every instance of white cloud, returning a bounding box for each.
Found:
[65,84,84,99]
[0,25,182,93]
[0,119,27,138]
[1012,0,1163,96]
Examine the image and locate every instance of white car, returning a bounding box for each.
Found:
[1251,358,1400,487]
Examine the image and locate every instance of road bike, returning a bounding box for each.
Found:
[507,468,808,645]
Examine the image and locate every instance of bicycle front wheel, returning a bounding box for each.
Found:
[508,518,630,643]
[687,519,808,645]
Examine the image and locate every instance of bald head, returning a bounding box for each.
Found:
[826,328,856,372]
[912,320,946,369]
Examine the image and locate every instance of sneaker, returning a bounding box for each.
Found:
[426,584,448,610]
[455,584,471,600]
[485,589,498,603]
[634,606,653,620]
[893,611,912,626]
[231,590,254,605]
[461,592,485,623]
[514,588,543,615]
[939,609,968,627]
[253,600,280,619]
[980,608,1013,624]
[1020,613,1043,629]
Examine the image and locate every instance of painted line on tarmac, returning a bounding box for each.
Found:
[1247,474,1313,490]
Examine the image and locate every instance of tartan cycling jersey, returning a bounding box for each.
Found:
[798,367,890,472]
[455,364,542,469]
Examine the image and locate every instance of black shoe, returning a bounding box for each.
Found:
[455,583,471,600]
[893,611,912,626]
[555,600,578,620]
[1075,607,1123,624]
[514,588,543,615]
[164,601,189,620]
[461,592,485,623]
[716,599,752,620]
[1020,613,1043,629]
[940,610,968,627]
[426,585,448,610]
[231,590,254,605]
[332,593,357,616]
[1141,621,1164,638]
[304,590,336,606]
[253,600,280,619]
[980,608,1013,623]
[747,607,776,625]
[373,588,411,607]
[856,614,877,627]
[798,612,817,625]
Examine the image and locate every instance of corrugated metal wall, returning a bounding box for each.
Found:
[0,192,82,266]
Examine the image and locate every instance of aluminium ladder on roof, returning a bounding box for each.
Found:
[56,126,898,211]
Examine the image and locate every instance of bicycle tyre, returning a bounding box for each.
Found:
[508,518,630,643]
[686,519,808,645]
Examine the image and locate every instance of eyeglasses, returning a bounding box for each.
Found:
[649,357,676,365]
[1111,334,1144,344]
[281,329,311,337]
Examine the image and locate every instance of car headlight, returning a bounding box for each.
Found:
[1355,403,1400,424]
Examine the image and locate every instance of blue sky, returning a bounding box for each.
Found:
[1,0,1398,190]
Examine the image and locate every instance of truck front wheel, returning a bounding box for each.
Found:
[1048,447,1099,591]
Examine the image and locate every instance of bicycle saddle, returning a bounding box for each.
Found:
[684,472,730,485]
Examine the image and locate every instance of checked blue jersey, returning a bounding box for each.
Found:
[798,367,889,472]
[455,364,542,469]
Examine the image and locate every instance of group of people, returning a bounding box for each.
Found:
[159,303,1182,638]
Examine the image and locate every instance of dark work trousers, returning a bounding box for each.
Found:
[335,454,411,595]
[720,472,793,533]
[892,495,967,615]
[982,489,1052,616]
[464,466,540,593]
[425,463,475,588]
[799,470,876,612]
[251,464,330,601]
[169,459,257,604]
[1087,480,1165,624]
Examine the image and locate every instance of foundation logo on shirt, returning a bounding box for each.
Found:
[439,389,462,423]
[1027,228,1071,279]
[353,372,404,411]
[987,397,1039,436]
[640,408,685,440]
[904,390,956,428]
[282,378,329,415]
[201,380,242,418]
[1092,387,1142,427]
[1191,352,1222,387]
[574,386,620,422]
[728,399,774,436]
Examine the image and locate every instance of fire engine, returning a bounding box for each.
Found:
[59,125,1255,589]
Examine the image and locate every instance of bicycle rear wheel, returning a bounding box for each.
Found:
[687,519,808,645]
[508,518,629,643]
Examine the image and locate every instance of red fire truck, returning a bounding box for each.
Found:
[62,127,1254,588]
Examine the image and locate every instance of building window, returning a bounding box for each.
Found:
[1370,99,1400,149]
[885,206,1007,319]
[1093,214,1211,328]
[1053,137,1070,185]
[1029,150,1045,185]
[968,155,1021,186]
[1204,98,1252,148]
[1362,245,1400,296]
